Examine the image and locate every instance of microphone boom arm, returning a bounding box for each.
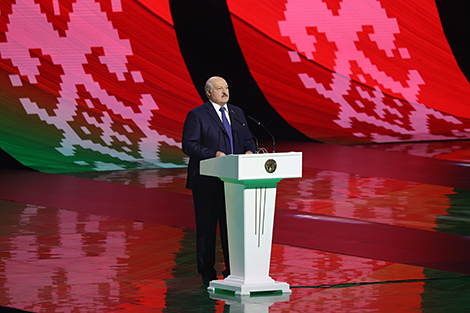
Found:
[248,116,275,153]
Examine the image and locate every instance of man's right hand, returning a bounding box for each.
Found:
[216,151,226,157]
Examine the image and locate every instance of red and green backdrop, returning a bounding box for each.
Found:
[1,0,469,172]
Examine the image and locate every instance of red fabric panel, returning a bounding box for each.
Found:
[227,0,470,143]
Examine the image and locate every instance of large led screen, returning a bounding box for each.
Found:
[1,0,469,173]
[0,0,200,172]
[227,0,470,144]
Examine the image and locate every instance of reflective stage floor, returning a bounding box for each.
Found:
[0,141,469,312]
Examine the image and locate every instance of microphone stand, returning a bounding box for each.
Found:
[248,116,275,153]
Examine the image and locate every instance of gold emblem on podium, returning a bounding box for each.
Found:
[264,159,277,173]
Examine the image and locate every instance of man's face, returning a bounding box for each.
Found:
[207,78,229,106]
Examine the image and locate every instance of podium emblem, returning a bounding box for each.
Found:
[264,159,277,173]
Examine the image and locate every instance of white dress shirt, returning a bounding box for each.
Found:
[210,101,231,125]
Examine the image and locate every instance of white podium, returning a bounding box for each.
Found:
[200,152,302,296]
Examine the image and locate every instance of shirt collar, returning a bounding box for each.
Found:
[210,100,228,112]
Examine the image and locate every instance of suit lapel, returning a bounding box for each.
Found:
[227,105,240,129]
[204,102,228,135]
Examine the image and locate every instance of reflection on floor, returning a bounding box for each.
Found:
[0,141,469,312]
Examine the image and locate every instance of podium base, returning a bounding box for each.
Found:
[207,275,292,296]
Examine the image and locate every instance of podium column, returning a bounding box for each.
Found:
[207,179,291,295]
[200,153,302,296]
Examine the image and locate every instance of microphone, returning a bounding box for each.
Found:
[248,116,275,153]
[231,110,260,154]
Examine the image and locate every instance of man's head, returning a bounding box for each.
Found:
[205,76,229,106]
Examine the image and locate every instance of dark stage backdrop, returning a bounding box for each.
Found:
[0,0,469,172]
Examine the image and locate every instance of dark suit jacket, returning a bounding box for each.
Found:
[182,101,256,191]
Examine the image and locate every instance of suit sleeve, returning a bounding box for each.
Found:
[244,130,256,153]
[182,110,218,160]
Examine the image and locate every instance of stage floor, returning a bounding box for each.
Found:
[0,141,469,312]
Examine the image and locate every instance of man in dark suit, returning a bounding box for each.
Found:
[182,76,256,285]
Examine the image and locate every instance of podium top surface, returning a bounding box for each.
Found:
[200,152,302,182]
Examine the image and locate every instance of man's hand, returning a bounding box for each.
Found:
[245,150,254,154]
[216,151,226,157]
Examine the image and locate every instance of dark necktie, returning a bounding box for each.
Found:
[220,106,233,154]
